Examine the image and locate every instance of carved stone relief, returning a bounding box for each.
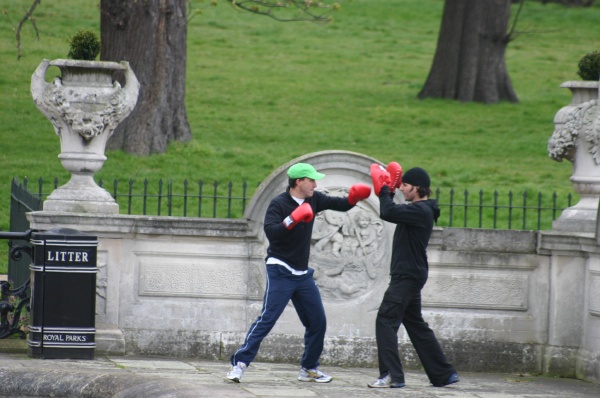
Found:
[548,99,600,163]
[309,187,386,301]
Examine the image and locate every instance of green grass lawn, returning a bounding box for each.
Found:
[1,0,599,273]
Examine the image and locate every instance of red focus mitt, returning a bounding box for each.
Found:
[370,163,391,196]
[348,183,372,205]
[386,161,403,190]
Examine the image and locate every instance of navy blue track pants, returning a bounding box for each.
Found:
[230,264,326,369]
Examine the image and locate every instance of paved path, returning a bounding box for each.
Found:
[1,352,600,397]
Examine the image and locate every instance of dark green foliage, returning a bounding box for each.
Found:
[577,51,600,80]
[67,29,101,61]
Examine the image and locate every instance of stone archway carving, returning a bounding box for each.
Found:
[244,150,396,303]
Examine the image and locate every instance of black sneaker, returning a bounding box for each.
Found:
[434,372,460,387]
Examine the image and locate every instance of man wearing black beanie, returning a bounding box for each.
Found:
[368,166,459,389]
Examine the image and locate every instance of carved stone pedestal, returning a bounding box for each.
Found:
[548,81,600,232]
[30,59,140,214]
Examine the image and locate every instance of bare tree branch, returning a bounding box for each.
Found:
[13,0,42,60]
[507,0,526,42]
[9,0,340,59]
[225,0,341,23]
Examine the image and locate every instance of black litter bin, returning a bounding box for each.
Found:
[28,228,98,359]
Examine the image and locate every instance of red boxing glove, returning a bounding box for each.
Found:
[386,162,403,190]
[283,202,314,230]
[370,163,392,196]
[348,183,372,205]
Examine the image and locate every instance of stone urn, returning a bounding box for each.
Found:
[548,80,600,232]
[31,59,140,214]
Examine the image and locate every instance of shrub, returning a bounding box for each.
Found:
[577,51,600,81]
[67,29,101,61]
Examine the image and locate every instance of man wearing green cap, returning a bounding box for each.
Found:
[227,162,372,383]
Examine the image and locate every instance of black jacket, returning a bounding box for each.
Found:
[264,188,353,271]
[378,185,440,285]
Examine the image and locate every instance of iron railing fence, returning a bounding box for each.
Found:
[433,188,573,231]
[9,179,41,285]
[17,177,254,219]
[13,177,576,231]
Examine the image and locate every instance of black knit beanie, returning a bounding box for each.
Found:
[402,167,430,188]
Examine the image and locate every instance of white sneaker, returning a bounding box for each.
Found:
[226,362,247,383]
[298,367,333,383]
[367,373,405,388]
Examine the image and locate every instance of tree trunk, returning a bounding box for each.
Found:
[100,0,192,155]
[418,0,518,103]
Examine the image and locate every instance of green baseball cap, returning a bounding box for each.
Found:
[287,163,325,180]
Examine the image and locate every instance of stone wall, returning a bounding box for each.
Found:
[26,151,600,383]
